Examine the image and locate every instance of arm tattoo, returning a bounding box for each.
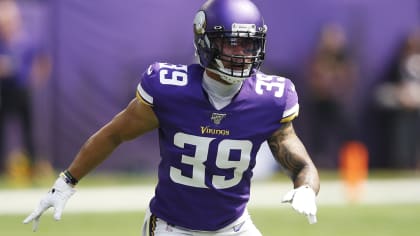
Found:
[268,123,303,174]
[268,122,320,193]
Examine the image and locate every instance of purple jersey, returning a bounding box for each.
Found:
[136,62,299,231]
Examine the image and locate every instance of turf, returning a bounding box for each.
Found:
[4,204,419,236]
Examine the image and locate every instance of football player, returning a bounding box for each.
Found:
[24,0,320,235]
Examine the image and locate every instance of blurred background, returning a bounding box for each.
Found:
[0,0,419,184]
[1,1,420,235]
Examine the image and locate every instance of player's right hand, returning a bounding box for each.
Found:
[23,175,76,231]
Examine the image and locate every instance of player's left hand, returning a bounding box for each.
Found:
[282,185,317,224]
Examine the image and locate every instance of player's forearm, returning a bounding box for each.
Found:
[67,126,123,181]
[268,124,320,194]
[291,154,320,194]
[271,137,319,193]
[65,99,158,181]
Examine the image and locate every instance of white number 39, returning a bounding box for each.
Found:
[170,132,252,189]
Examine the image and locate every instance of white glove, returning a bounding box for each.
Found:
[23,176,76,231]
[282,185,317,224]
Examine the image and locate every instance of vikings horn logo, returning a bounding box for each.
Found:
[194,11,206,35]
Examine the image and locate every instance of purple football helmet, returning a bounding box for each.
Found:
[193,0,267,83]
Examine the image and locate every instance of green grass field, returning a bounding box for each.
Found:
[3,204,419,236]
[2,170,419,235]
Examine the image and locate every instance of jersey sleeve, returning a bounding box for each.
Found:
[136,63,160,106]
[280,79,299,123]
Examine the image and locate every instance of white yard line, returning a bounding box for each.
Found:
[1,179,419,215]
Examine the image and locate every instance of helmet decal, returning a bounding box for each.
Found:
[193,11,206,35]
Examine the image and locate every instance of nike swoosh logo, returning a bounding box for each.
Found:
[233,221,245,232]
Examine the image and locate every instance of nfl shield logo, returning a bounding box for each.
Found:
[211,113,227,125]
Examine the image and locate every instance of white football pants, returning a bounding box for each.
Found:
[142,208,262,236]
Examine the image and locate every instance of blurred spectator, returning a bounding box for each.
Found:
[374,27,420,169]
[304,23,359,168]
[0,0,51,179]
